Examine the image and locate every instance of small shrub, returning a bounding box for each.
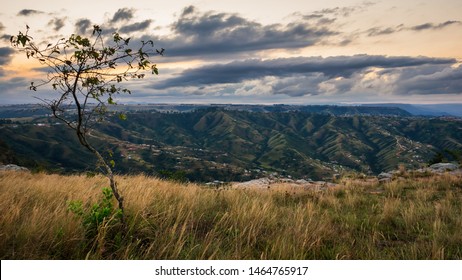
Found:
[68,187,122,239]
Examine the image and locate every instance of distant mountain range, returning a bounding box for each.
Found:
[362,103,462,117]
[1,104,461,181]
[1,103,460,117]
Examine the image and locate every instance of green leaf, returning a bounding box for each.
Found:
[67,200,84,216]
[109,85,117,93]
[109,159,115,168]
[19,35,28,47]
[113,33,121,43]
[118,113,127,121]
[152,65,158,75]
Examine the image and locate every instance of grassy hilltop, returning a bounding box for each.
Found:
[1,170,461,259]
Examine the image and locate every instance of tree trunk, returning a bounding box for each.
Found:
[92,148,126,226]
[77,131,125,226]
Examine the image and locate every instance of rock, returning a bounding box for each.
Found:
[429,163,459,173]
[378,177,392,183]
[377,172,393,183]
[0,164,29,172]
[296,179,310,184]
[280,178,294,183]
[377,172,393,179]
[233,177,272,189]
[232,177,340,190]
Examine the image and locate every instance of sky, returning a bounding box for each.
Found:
[1,0,462,104]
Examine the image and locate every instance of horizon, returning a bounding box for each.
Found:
[2,101,462,106]
[1,0,462,104]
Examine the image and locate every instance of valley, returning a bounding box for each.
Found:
[1,104,461,182]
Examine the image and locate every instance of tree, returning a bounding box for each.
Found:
[11,25,162,224]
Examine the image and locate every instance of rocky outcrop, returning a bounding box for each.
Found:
[233,178,272,189]
[376,162,461,183]
[377,172,393,183]
[0,164,29,172]
[428,163,459,173]
[232,177,339,190]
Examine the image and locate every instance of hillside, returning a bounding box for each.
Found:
[1,107,462,181]
[1,170,461,259]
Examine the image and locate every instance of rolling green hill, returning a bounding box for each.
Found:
[1,108,461,181]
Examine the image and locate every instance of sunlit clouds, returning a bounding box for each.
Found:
[1,0,461,104]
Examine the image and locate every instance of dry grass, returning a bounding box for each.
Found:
[1,171,461,259]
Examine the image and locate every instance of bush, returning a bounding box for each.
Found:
[68,187,122,239]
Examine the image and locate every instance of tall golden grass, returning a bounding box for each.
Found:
[0,171,461,259]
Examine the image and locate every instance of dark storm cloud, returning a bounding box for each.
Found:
[119,20,152,34]
[75,18,92,34]
[111,8,135,23]
[149,6,339,57]
[17,9,45,16]
[153,55,456,89]
[48,17,66,32]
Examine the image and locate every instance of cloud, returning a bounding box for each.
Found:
[0,47,15,66]
[147,55,462,98]
[307,1,376,18]
[367,21,461,37]
[0,24,10,43]
[1,35,11,42]
[75,18,92,34]
[411,20,461,31]
[147,6,338,57]
[0,77,34,104]
[181,5,195,16]
[366,25,405,36]
[394,65,462,95]
[48,17,66,32]
[17,9,45,16]
[0,77,27,88]
[111,8,135,23]
[153,55,456,89]
[119,20,152,34]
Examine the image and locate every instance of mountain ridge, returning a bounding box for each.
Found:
[1,106,461,182]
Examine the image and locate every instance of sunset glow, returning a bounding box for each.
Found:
[1,0,461,104]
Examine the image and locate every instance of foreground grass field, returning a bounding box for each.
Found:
[1,171,461,259]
